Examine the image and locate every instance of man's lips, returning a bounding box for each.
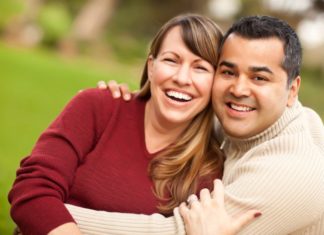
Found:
[226,102,256,112]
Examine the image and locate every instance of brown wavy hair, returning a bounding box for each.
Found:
[138,13,224,214]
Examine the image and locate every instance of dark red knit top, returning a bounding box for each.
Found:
[9,89,159,235]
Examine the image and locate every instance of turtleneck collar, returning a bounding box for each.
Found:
[219,100,303,152]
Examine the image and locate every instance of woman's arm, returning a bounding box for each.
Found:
[9,89,110,235]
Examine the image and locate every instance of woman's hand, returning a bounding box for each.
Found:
[179,179,261,235]
[97,80,132,101]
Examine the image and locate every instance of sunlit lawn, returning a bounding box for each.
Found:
[0,41,323,234]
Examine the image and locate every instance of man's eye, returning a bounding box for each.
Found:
[221,70,234,76]
[253,76,268,81]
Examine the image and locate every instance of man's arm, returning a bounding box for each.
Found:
[66,204,185,235]
[222,145,324,234]
[48,223,82,235]
[66,179,260,235]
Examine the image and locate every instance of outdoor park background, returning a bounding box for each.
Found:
[1,0,324,233]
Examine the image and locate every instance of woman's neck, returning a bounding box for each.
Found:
[144,100,189,154]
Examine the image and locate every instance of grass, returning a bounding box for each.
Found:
[0,41,323,234]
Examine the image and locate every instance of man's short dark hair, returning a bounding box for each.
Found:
[220,15,302,86]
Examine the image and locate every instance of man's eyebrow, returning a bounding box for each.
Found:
[219,61,274,74]
[219,61,236,68]
[250,66,273,74]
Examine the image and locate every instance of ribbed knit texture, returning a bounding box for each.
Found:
[65,100,324,235]
[66,204,185,235]
[9,89,159,235]
[218,101,324,234]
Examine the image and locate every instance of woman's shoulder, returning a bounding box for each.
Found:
[74,88,147,116]
[75,88,114,101]
[70,88,119,111]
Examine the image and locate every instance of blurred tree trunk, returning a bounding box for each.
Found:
[71,0,116,41]
[60,0,117,55]
[4,0,43,47]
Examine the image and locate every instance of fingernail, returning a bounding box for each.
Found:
[124,94,131,100]
[254,212,262,218]
[214,179,221,184]
[113,92,120,98]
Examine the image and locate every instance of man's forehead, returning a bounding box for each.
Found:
[220,34,284,53]
[218,34,285,67]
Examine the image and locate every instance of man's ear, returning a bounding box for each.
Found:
[147,55,154,82]
[287,76,301,107]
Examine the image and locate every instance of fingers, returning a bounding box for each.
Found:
[187,194,200,209]
[97,80,108,89]
[179,202,190,218]
[101,80,131,100]
[107,80,121,98]
[212,179,225,207]
[200,188,211,205]
[179,203,195,235]
[119,83,131,101]
[232,210,262,233]
[179,180,261,235]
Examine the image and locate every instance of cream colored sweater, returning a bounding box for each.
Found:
[66,100,324,235]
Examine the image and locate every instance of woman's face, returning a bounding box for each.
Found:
[147,26,215,127]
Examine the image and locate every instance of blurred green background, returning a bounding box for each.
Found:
[1,0,323,234]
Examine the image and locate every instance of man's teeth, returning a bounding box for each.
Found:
[230,103,253,112]
[166,91,192,101]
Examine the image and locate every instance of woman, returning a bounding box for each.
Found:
[9,14,226,235]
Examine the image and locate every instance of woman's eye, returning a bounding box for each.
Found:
[196,66,208,72]
[164,58,176,63]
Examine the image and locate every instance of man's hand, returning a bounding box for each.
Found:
[47,222,82,235]
[179,180,261,235]
[97,80,132,101]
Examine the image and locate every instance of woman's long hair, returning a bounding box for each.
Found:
[138,14,225,214]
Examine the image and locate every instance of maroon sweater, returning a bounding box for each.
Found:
[9,89,159,235]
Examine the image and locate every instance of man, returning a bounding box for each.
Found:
[179,15,324,234]
[68,15,324,234]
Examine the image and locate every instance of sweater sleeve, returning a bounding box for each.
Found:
[223,140,324,234]
[8,89,110,235]
[66,204,185,235]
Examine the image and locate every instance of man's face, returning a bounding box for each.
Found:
[212,34,300,138]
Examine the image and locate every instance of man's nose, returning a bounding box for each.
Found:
[229,76,251,97]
